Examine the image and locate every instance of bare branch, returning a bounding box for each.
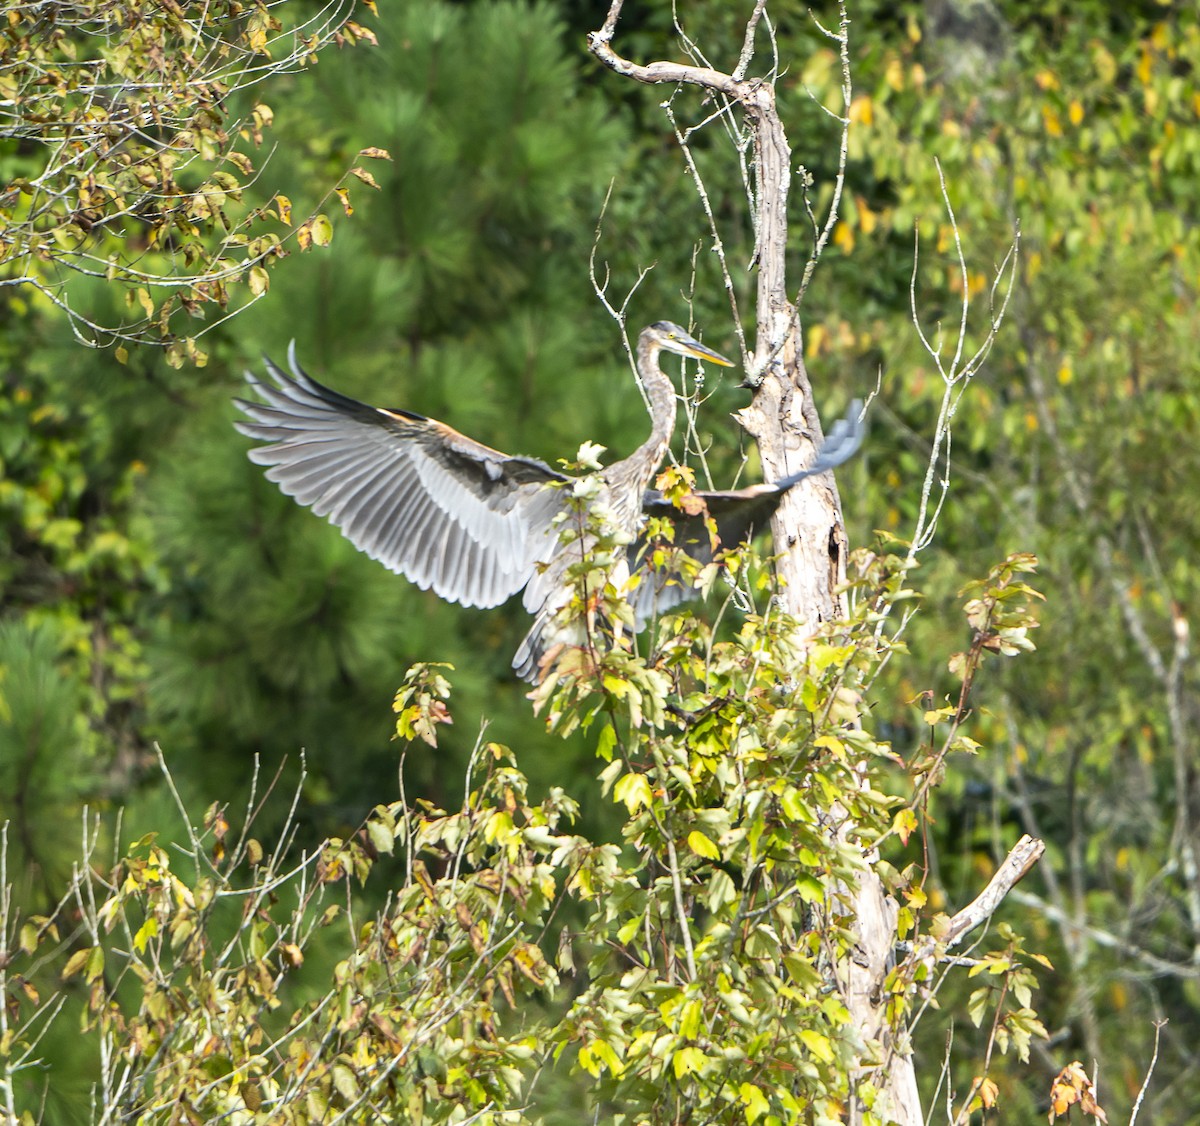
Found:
[1129,1020,1167,1126]
[733,0,770,81]
[793,2,851,308]
[943,835,1045,948]
[589,5,746,98]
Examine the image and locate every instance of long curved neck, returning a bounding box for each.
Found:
[632,330,678,475]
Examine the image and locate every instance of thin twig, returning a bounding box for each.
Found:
[1129,1020,1167,1126]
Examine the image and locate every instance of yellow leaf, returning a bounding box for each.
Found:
[248,265,269,297]
[350,166,381,190]
[893,808,918,846]
[848,95,873,126]
[358,146,393,160]
[975,1077,999,1109]
[577,1044,600,1077]
[613,772,653,813]
[335,187,353,217]
[133,916,158,953]
[1068,100,1083,126]
[275,193,292,224]
[799,1028,835,1064]
[61,948,91,981]
[805,322,827,361]
[858,200,877,234]
[740,1082,770,1124]
[185,338,208,368]
[671,1045,706,1078]
[687,830,720,860]
[1136,48,1152,86]
[813,733,845,758]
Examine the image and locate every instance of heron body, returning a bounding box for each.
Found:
[234,323,862,682]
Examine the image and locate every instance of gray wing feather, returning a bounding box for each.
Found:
[627,564,695,626]
[235,345,570,609]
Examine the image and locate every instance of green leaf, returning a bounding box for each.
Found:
[967,986,990,1027]
[794,874,824,904]
[310,213,333,247]
[367,819,394,855]
[596,723,617,762]
[783,954,822,990]
[616,916,640,944]
[332,1063,360,1101]
[705,869,737,912]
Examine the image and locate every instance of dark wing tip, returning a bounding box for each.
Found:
[762,400,865,491]
[807,399,865,475]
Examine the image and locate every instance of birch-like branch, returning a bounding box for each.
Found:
[942,834,1045,948]
[589,5,745,97]
[905,835,1044,974]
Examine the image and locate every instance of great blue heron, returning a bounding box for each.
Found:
[234,322,862,681]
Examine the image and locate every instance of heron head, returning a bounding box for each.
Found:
[647,321,734,367]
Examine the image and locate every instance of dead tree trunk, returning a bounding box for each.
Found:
[589,5,922,1122]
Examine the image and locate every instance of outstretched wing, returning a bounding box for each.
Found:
[629,401,865,623]
[234,344,570,609]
